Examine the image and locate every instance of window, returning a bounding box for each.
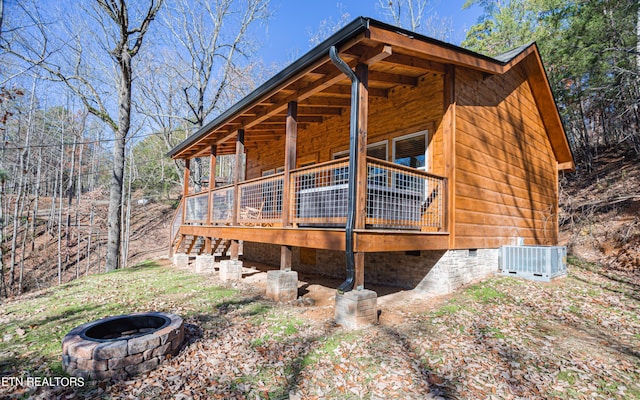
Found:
[333,141,388,184]
[392,131,427,171]
[392,131,428,192]
[333,140,388,161]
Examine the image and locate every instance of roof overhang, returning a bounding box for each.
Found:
[167,17,574,171]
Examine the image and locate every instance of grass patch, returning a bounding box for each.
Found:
[466,284,505,303]
[301,332,360,368]
[567,305,580,314]
[557,370,577,385]
[0,260,239,378]
[432,303,462,317]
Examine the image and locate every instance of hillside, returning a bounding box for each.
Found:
[1,192,175,295]
[2,147,639,297]
[560,147,640,278]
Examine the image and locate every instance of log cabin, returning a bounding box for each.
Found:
[167,17,573,317]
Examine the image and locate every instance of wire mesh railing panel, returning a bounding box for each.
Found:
[366,159,445,231]
[211,186,234,225]
[291,160,350,227]
[185,192,208,223]
[237,174,284,225]
[170,200,183,241]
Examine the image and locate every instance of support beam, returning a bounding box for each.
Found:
[280,246,293,271]
[205,145,217,253]
[230,129,244,260]
[182,159,190,223]
[231,130,244,261]
[443,65,456,248]
[354,62,369,290]
[232,130,244,226]
[282,101,297,226]
[281,101,298,271]
[360,44,392,65]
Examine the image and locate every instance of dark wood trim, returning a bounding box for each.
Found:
[353,230,450,252]
[177,225,450,253]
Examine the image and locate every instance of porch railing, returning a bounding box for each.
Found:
[211,185,234,225]
[180,157,447,232]
[291,159,351,227]
[170,198,184,244]
[365,158,445,231]
[185,192,208,223]
[238,173,284,226]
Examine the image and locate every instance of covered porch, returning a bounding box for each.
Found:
[170,156,449,256]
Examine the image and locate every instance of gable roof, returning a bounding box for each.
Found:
[167,17,573,170]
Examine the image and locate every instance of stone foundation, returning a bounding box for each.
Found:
[195,254,216,273]
[335,289,378,329]
[173,253,189,269]
[219,260,243,281]
[243,242,499,295]
[266,270,298,302]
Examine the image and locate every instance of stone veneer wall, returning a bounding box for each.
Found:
[243,242,499,295]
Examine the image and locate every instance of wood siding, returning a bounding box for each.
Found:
[247,73,445,179]
[454,66,558,248]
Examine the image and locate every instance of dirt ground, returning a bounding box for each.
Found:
[173,257,451,327]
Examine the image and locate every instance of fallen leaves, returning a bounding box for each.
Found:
[8,261,640,400]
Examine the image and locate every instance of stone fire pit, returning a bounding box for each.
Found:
[62,312,184,380]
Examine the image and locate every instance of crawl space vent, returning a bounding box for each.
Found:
[499,246,567,282]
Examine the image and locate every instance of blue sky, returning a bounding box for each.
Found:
[260,0,482,65]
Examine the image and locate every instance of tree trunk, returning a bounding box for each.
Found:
[65,136,77,261]
[30,147,42,252]
[122,148,133,269]
[86,205,94,276]
[105,52,132,272]
[57,135,64,285]
[0,177,5,297]
[75,142,83,279]
[18,207,29,295]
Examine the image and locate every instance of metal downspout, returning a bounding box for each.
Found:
[329,45,359,294]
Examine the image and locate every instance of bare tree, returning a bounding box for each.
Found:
[2,0,164,272]
[308,4,351,47]
[0,0,4,38]
[140,0,269,190]
[378,0,429,31]
[377,0,453,42]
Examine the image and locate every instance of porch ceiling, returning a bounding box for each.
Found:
[170,30,452,159]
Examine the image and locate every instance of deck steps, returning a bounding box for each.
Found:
[173,234,231,257]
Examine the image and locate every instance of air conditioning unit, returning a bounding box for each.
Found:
[499,246,567,282]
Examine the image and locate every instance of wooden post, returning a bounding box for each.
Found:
[354,63,369,289]
[443,65,456,248]
[230,130,244,260]
[182,158,190,223]
[281,101,297,270]
[204,145,217,253]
